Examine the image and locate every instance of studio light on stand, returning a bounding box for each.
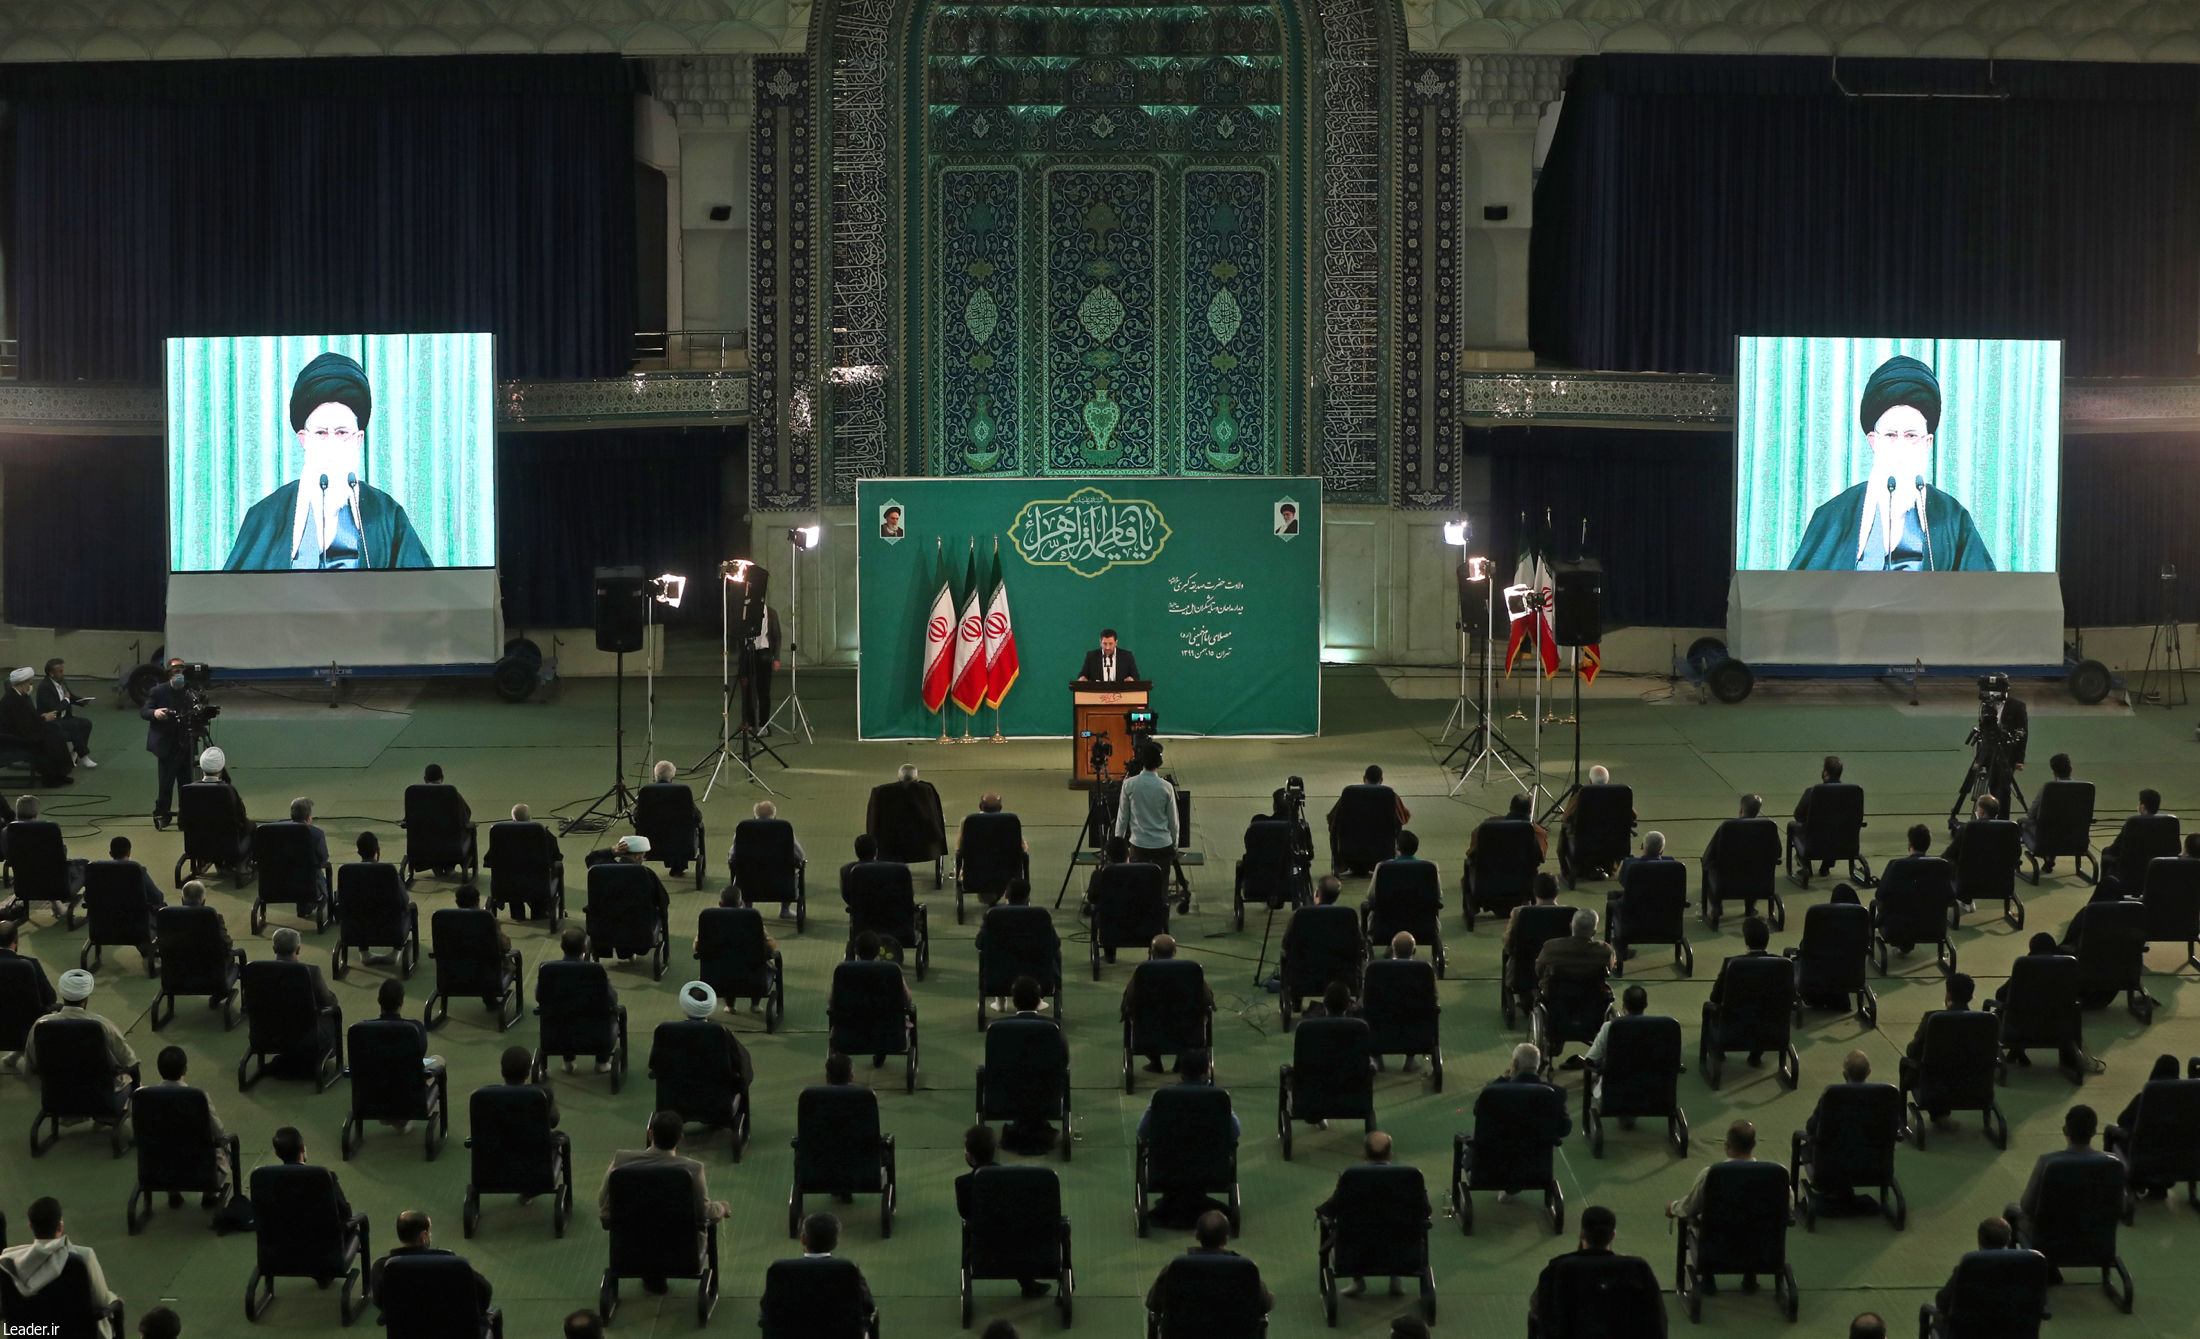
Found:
[1438,519,1474,740]
[768,526,820,745]
[694,559,779,802]
[641,573,685,776]
[1445,570,1535,800]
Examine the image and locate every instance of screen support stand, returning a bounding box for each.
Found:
[562,651,636,834]
[1538,649,1585,828]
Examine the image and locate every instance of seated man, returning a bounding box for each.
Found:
[1665,1120,1776,1251]
[1610,830,1675,945]
[1527,1204,1663,1337]
[34,658,94,769]
[1801,1050,1881,1212]
[845,932,914,1067]
[957,792,1029,909]
[408,764,474,875]
[486,803,563,922]
[274,798,334,898]
[1362,829,1439,936]
[193,745,254,849]
[956,1124,1050,1299]
[597,1110,731,1292]
[2100,787,2175,890]
[649,977,755,1106]
[765,1214,877,1328]
[865,762,948,873]
[150,1044,234,1205]
[1931,1218,2016,1315]
[2,665,75,785]
[1121,933,1213,1073]
[1501,873,1564,958]
[1559,765,1635,881]
[2006,1104,2115,1242]
[265,1122,354,1217]
[1583,984,1651,1104]
[343,831,408,965]
[543,928,621,1075]
[589,837,669,960]
[976,879,1060,1011]
[371,978,446,1124]
[2019,753,2076,874]
[991,976,1068,1153]
[1145,1209,1273,1318]
[1789,755,1847,877]
[25,969,138,1114]
[1708,916,1780,1066]
[1535,907,1614,995]
[637,761,702,877]
[89,834,166,914]
[1315,1131,1426,1298]
[1900,972,1977,1131]
[0,1197,121,1336]
[727,800,806,919]
[0,917,57,1068]
[1995,933,2085,1071]
[369,1209,492,1316]
[1470,793,1549,860]
[1943,795,2004,912]
[1327,764,1409,873]
[2105,1055,2185,1197]
[1135,1047,1239,1226]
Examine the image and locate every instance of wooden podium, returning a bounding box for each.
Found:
[1069,680,1150,788]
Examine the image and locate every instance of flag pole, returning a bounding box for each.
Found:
[990,536,1007,742]
[934,538,950,743]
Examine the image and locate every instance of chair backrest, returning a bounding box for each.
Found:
[731,818,799,899]
[1706,817,1782,897]
[1508,903,1577,988]
[1568,785,1635,864]
[1333,785,1402,867]
[2029,781,2095,857]
[1535,1251,1668,1339]
[430,908,509,995]
[1997,955,2082,1049]
[1711,954,1795,1049]
[760,1257,872,1337]
[827,959,910,1057]
[1597,1015,1681,1116]
[2118,812,2182,870]
[1916,1009,2000,1109]
[1939,1250,2051,1339]
[0,955,49,1051]
[250,1162,353,1276]
[1469,1079,1568,1186]
[1144,1084,1238,1189]
[1291,1013,1372,1093]
[1238,818,1302,907]
[533,959,614,1049]
[468,1084,558,1194]
[652,1019,738,1123]
[134,1084,221,1190]
[606,1163,706,1276]
[1694,1161,1790,1273]
[1153,1253,1268,1338]
[1798,784,1866,858]
[1794,902,1871,997]
[632,783,699,861]
[376,1253,489,1338]
[1365,858,1442,943]
[82,861,154,944]
[1953,820,2020,901]
[154,905,235,995]
[962,812,1025,890]
[1469,820,1543,909]
[1325,1164,1429,1276]
[696,906,774,998]
[978,905,1060,991]
[241,959,328,1054]
[1878,856,1955,939]
[348,1018,430,1119]
[2141,856,2200,940]
[2030,1153,2127,1268]
[867,779,946,861]
[1359,958,1438,1053]
[253,822,326,907]
[1127,958,1210,1053]
[485,822,558,898]
[1093,860,1172,948]
[1283,903,1363,995]
[33,1016,122,1114]
[983,1015,1067,1100]
[794,1084,885,1189]
[4,820,66,885]
[1808,1082,1903,1189]
[965,1164,1066,1277]
[336,862,409,945]
[1615,859,1686,943]
[2126,1078,2200,1184]
[179,781,245,861]
[841,860,919,942]
[403,785,472,865]
[1539,971,1611,1042]
[585,863,664,949]
[2074,900,2148,991]
[0,1250,104,1333]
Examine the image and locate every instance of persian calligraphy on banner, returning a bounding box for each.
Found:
[1007,486,1173,578]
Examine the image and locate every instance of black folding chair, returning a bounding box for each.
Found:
[633,781,705,888]
[375,1253,504,1339]
[150,905,245,1030]
[1361,956,1442,1090]
[2072,899,2157,1022]
[482,821,564,922]
[2103,812,2180,889]
[1873,856,1958,976]
[0,1251,125,1336]
[1233,816,1309,931]
[1987,953,2087,1083]
[1902,1009,2007,1149]
[1674,1161,1797,1321]
[4,819,82,928]
[1919,1248,2052,1339]
[1531,972,1610,1074]
[697,904,785,1031]
[649,1018,752,1156]
[1329,784,1402,875]
[1315,1164,1434,1325]
[1135,1083,1241,1236]
[1145,1252,1268,1339]
[244,1162,369,1323]
[1362,858,1447,976]
[424,907,524,1031]
[1462,821,1541,929]
[1121,958,1214,1093]
[1791,1081,1907,1229]
[1451,1079,1568,1233]
[976,1014,1072,1161]
[1952,818,2023,929]
[174,781,254,887]
[250,823,331,934]
[1278,903,1364,1029]
[2107,1068,2200,1217]
[1786,900,1878,1028]
[1500,903,1574,1029]
[340,1017,449,1160]
[462,1082,572,1238]
[1583,1014,1687,1158]
[1787,782,1872,890]
[957,811,1029,923]
[2140,855,2200,972]
[761,1256,881,1339]
[1701,816,1785,929]
[1610,858,1691,976]
[1700,955,1798,1090]
[842,859,929,981]
[331,862,418,979]
[730,817,807,929]
[1277,1015,1375,1160]
[531,959,628,1092]
[236,959,344,1093]
[583,862,669,980]
[1090,859,1171,978]
[961,1164,1074,1327]
[1531,1249,1667,1339]
[1559,784,1633,889]
[80,860,159,975]
[399,784,478,886]
[977,904,1063,1028]
[597,1163,719,1324]
[828,958,919,1093]
[790,1082,897,1237]
[2021,1153,2134,1313]
[2021,779,2095,884]
[127,1084,238,1232]
[29,1015,138,1157]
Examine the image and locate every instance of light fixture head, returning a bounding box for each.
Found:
[789,525,822,551]
[721,559,754,585]
[650,574,687,608]
[1441,518,1473,547]
[1466,556,1493,582]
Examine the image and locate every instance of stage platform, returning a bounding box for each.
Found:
[5,664,2198,1337]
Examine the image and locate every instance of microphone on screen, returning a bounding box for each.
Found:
[316,474,330,569]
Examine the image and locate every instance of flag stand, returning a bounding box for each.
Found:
[1538,648,1585,827]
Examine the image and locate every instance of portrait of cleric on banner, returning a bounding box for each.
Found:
[1734,336,2061,576]
[166,333,497,575]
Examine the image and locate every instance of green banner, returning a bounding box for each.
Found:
[858,477,1320,739]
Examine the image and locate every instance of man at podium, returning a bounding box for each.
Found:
[1077,629,1141,684]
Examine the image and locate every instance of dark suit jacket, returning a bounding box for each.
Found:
[140,682,191,758]
[0,689,60,749]
[1314,1163,1429,1223]
[1146,1246,1272,1313]
[2020,1147,2116,1221]
[32,678,78,718]
[1708,949,1777,1006]
[1078,647,1141,683]
[280,957,340,1013]
[89,859,165,911]
[369,1243,492,1313]
[1905,1004,1972,1062]
[0,946,56,1010]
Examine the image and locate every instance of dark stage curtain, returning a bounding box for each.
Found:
[2,434,166,630]
[2059,433,2200,628]
[7,56,636,383]
[1478,425,1732,630]
[1531,56,2200,378]
[497,427,744,630]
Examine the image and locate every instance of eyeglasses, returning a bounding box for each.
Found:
[301,427,363,441]
[1868,429,1930,443]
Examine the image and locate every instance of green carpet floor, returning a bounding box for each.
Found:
[5,664,2198,1337]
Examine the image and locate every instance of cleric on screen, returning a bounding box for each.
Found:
[221,351,435,571]
[1786,354,1995,573]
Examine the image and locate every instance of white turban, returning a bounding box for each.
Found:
[58,968,94,1003]
[679,980,717,1019]
[618,835,651,855]
[199,746,227,774]
[7,667,31,686]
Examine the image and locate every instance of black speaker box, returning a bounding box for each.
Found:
[593,565,647,653]
[1551,559,1604,647]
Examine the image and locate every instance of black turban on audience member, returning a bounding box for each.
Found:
[288,351,374,432]
[1856,355,1940,435]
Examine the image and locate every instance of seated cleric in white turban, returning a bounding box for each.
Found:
[1787,355,1995,573]
[221,352,434,572]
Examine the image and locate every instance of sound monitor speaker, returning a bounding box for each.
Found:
[1551,559,1605,647]
[593,565,647,653]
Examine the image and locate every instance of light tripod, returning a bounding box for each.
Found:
[1447,561,1534,798]
[766,526,819,744]
[640,573,685,785]
[2137,563,2188,709]
[695,560,776,801]
[562,650,635,834]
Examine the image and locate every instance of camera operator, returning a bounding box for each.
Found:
[1114,741,1184,899]
[143,659,218,830]
[1951,672,2027,829]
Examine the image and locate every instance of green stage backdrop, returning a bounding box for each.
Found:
[857,477,1320,739]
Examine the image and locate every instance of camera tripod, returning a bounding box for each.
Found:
[563,651,636,834]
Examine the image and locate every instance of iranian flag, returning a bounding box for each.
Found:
[920,540,956,714]
[983,541,1019,709]
[951,542,989,714]
[1503,541,1561,678]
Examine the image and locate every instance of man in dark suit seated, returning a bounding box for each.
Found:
[1931,1218,2015,1317]
[636,761,702,877]
[1942,795,2005,913]
[1535,908,1614,1067]
[1609,830,1676,949]
[1470,793,1549,861]
[1707,915,1779,1066]
[1315,1131,1427,1298]
[33,658,95,769]
[2004,1104,2116,1243]
[1362,828,1435,919]
[590,838,669,959]
[2100,787,2174,891]
[1789,756,1846,877]
[266,927,341,1066]
[976,879,1058,1011]
[267,1123,352,1216]
[1120,933,1213,1073]
[1801,1049,1882,1212]
[0,918,57,1065]
[90,835,165,913]
[1076,629,1140,684]
[1328,763,1412,836]
[1996,933,2084,1071]
[1900,972,1976,1131]
[956,1124,1051,1298]
[1878,823,1950,946]
[369,1209,491,1316]
[1477,1043,1574,1204]
[543,928,620,1075]
[771,1214,877,1322]
[3,665,74,785]
[1528,1204,1665,1337]
[1559,765,1635,880]
[597,1110,730,1293]
[411,764,473,875]
[2019,753,2075,873]
[1145,1209,1273,1317]
[1501,873,1563,961]
[865,763,948,871]
[279,797,333,866]
[189,746,255,856]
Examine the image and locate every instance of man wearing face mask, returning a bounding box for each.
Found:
[1786,355,1996,572]
[220,351,435,571]
[141,660,198,829]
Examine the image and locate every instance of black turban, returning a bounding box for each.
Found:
[288,351,373,432]
[1857,355,1940,436]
